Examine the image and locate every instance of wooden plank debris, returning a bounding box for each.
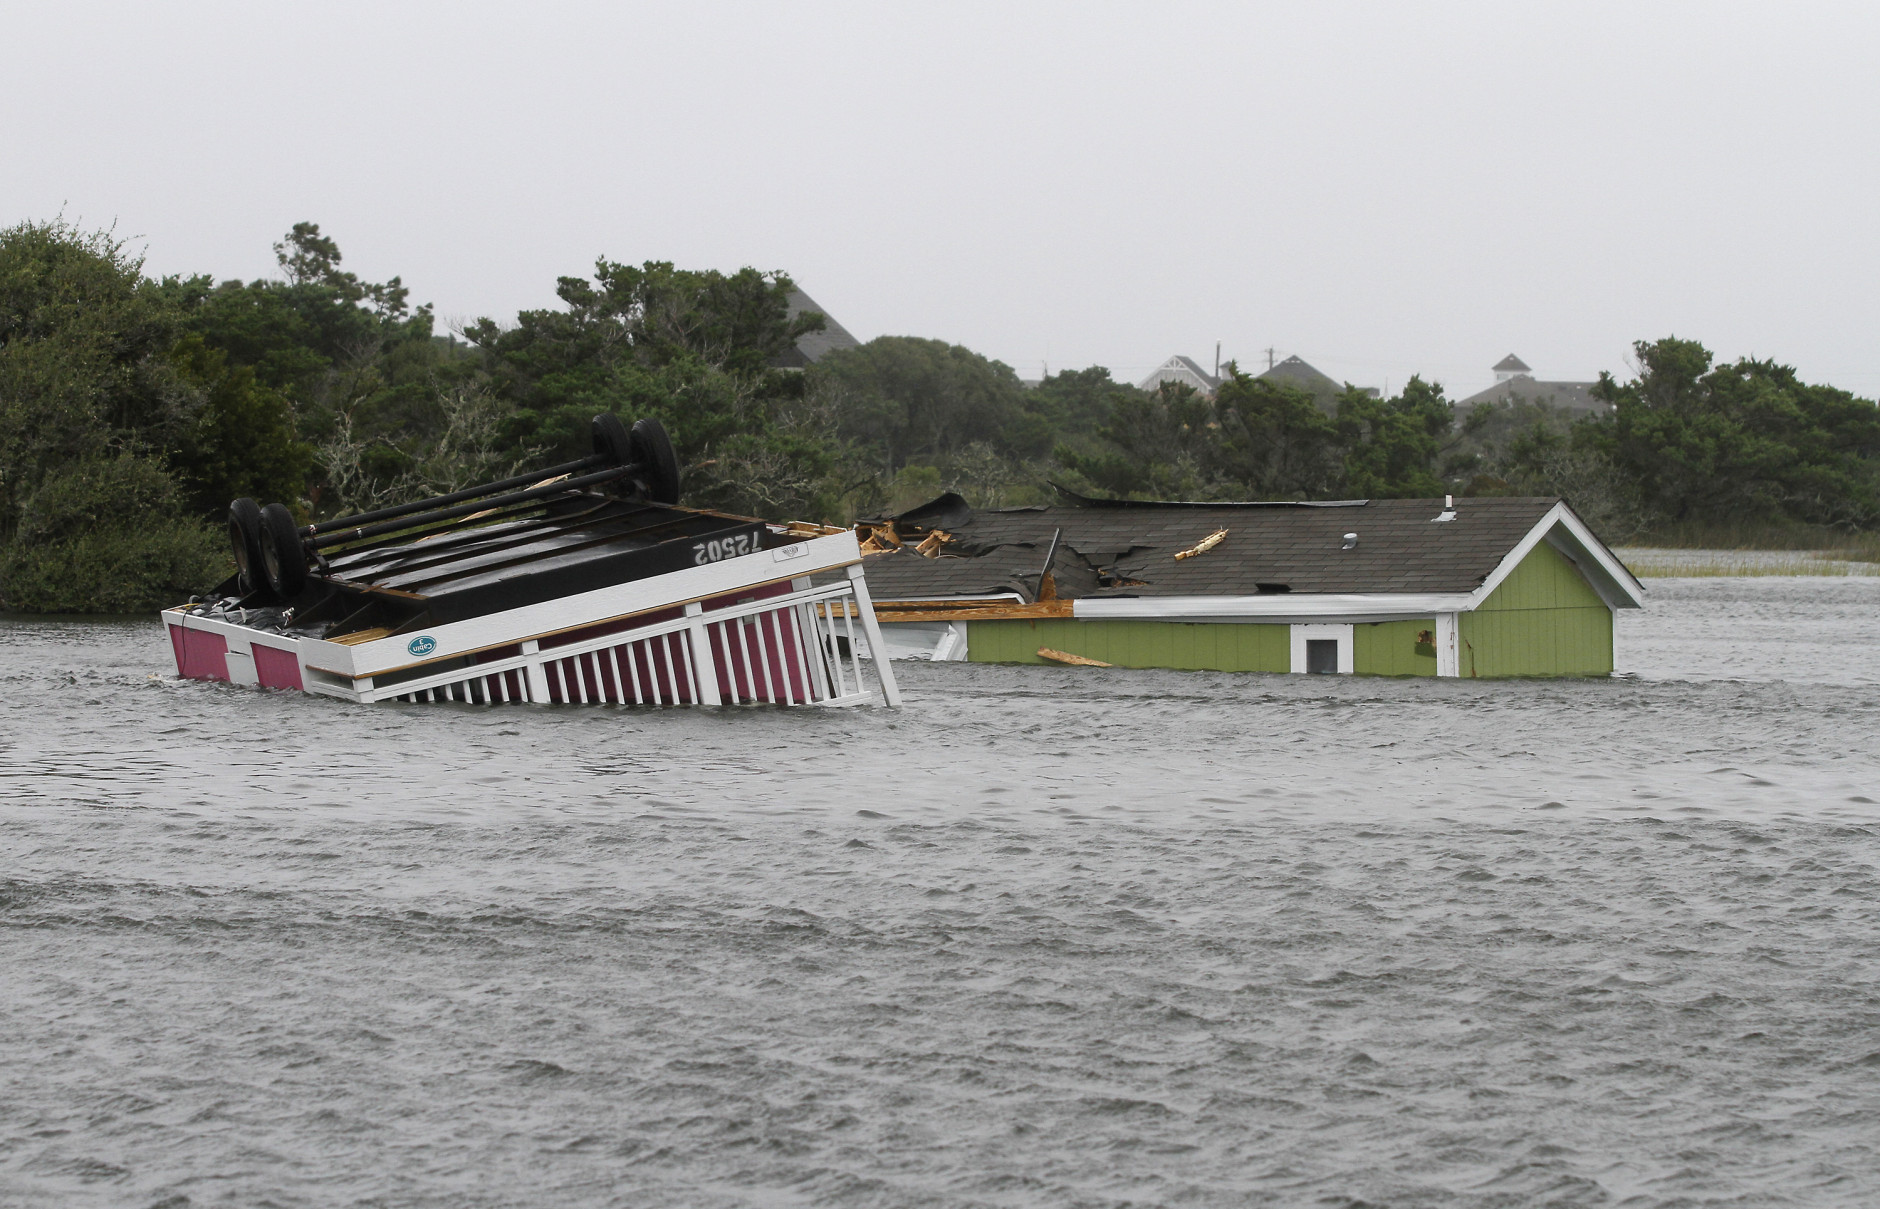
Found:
[1173,527,1228,560]
[858,522,902,554]
[327,627,395,646]
[1037,647,1111,667]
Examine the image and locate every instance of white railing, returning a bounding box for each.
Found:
[358,576,897,708]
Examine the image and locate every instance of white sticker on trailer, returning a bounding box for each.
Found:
[773,543,808,561]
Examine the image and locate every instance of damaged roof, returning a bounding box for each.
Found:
[858,491,1571,601]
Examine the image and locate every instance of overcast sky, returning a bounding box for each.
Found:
[5,1,1876,398]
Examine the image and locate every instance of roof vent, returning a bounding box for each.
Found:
[1432,494,1457,523]
[1341,532,1358,550]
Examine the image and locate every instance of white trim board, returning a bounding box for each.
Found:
[872,592,1027,605]
[1290,623,1354,674]
[1077,593,1474,621]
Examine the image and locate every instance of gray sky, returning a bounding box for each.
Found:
[6,1,1877,399]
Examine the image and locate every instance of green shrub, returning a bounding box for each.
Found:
[0,455,230,613]
[0,523,228,613]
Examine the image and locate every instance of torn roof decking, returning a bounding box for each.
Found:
[858,494,1579,601]
[855,542,1102,602]
[317,496,772,624]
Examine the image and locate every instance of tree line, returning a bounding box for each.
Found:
[3,217,1877,612]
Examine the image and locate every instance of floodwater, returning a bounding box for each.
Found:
[3,577,1879,1208]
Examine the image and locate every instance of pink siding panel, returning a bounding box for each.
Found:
[173,625,230,681]
[252,643,304,691]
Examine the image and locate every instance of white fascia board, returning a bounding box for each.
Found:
[1074,593,1475,621]
[1464,502,1645,611]
[1545,506,1648,607]
[303,530,863,679]
[872,591,1027,605]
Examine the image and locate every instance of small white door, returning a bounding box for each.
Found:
[1290,623,1354,674]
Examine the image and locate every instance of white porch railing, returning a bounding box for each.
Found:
[340,573,900,708]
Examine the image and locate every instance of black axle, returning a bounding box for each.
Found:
[308,464,633,550]
[301,453,610,540]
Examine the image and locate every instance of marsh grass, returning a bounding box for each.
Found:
[1632,520,1880,562]
[1614,520,1880,577]
[1616,548,1880,578]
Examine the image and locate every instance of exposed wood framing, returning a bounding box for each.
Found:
[783,520,847,538]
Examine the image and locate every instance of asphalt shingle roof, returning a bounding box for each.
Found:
[1457,375,1605,414]
[1256,355,1341,397]
[770,288,861,368]
[859,494,1565,601]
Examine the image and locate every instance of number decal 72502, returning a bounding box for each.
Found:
[692,532,758,565]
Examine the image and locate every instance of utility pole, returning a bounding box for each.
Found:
[1264,346,1277,371]
[1214,341,1221,379]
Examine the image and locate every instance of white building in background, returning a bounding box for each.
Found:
[1461,354,1606,415]
[1137,354,1221,396]
[1492,353,1532,383]
[1137,351,1368,410]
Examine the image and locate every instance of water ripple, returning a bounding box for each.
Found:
[2,581,1879,1206]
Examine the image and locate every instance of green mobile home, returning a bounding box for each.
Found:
[857,492,1642,678]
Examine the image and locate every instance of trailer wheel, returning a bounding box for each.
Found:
[591,412,633,467]
[258,502,309,599]
[228,497,268,597]
[630,418,681,504]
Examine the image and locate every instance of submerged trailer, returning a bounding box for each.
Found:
[165,415,901,708]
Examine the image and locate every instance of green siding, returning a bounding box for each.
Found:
[959,540,1614,677]
[1353,619,1438,676]
[1458,540,1613,676]
[967,618,1290,672]
[1473,538,1608,612]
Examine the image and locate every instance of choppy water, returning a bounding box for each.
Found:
[4,576,1880,1208]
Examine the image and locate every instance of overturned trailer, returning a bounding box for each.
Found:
[165,415,901,707]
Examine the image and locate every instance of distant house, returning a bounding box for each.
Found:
[1459,354,1606,415]
[1138,352,1359,408]
[1255,354,1346,410]
[1137,354,1221,396]
[768,288,862,369]
[855,489,1643,677]
[1492,353,1531,381]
